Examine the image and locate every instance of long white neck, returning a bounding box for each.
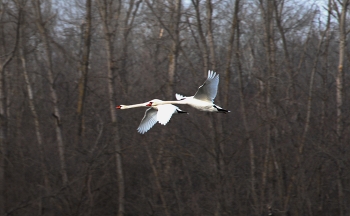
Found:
[153,100,188,106]
[121,103,147,109]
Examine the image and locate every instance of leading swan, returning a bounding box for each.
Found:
[116,100,187,134]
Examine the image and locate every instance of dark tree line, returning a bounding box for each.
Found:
[0,0,350,215]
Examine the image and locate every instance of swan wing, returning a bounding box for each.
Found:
[193,70,219,102]
[157,104,178,125]
[137,108,158,134]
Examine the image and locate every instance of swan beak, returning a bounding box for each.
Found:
[116,105,121,109]
[146,102,152,107]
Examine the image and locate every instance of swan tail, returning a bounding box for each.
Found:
[214,105,230,113]
[218,108,230,113]
[175,93,186,100]
[176,109,188,114]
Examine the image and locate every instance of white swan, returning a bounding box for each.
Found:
[147,70,230,113]
[116,100,187,134]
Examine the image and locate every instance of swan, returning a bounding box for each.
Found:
[116,100,187,134]
[147,70,230,113]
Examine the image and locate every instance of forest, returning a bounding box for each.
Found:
[0,0,350,215]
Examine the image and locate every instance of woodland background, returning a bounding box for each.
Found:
[0,0,350,215]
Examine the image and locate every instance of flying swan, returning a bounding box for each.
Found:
[116,100,187,134]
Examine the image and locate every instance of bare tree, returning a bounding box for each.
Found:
[77,0,92,143]
[144,0,182,97]
[206,0,215,70]
[32,0,68,185]
[223,0,239,108]
[273,0,294,100]
[19,4,52,214]
[0,1,349,215]
[335,0,348,141]
[167,0,181,97]
[119,0,141,95]
[334,2,348,214]
[257,0,276,213]
[191,0,209,75]
[96,1,124,215]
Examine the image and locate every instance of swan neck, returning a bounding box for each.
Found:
[157,100,186,105]
[122,103,146,109]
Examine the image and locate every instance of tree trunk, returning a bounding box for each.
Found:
[258,0,276,213]
[0,3,20,212]
[202,2,227,214]
[0,57,8,216]
[206,0,216,70]
[32,0,68,185]
[96,1,125,215]
[235,10,258,214]
[223,0,239,108]
[166,0,181,97]
[144,143,171,216]
[337,166,344,216]
[299,13,328,154]
[120,0,141,96]
[192,0,209,75]
[273,0,294,100]
[20,35,51,215]
[336,3,348,215]
[336,0,348,141]
[77,0,92,143]
[320,0,332,140]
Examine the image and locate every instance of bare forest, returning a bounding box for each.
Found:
[1,0,350,215]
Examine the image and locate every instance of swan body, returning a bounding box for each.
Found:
[147,71,230,113]
[116,99,187,134]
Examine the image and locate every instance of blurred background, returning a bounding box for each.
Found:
[0,0,349,215]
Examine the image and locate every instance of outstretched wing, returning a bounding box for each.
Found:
[157,104,178,125]
[137,108,158,134]
[193,70,219,102]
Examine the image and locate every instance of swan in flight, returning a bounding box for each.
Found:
[147,70,230,113]
[116,100,187,134]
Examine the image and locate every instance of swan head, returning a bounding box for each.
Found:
[146,101,159,107]
[116,105,125,109]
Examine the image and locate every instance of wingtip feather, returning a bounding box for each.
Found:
[207,70,218,80]
[137,129,145,134]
